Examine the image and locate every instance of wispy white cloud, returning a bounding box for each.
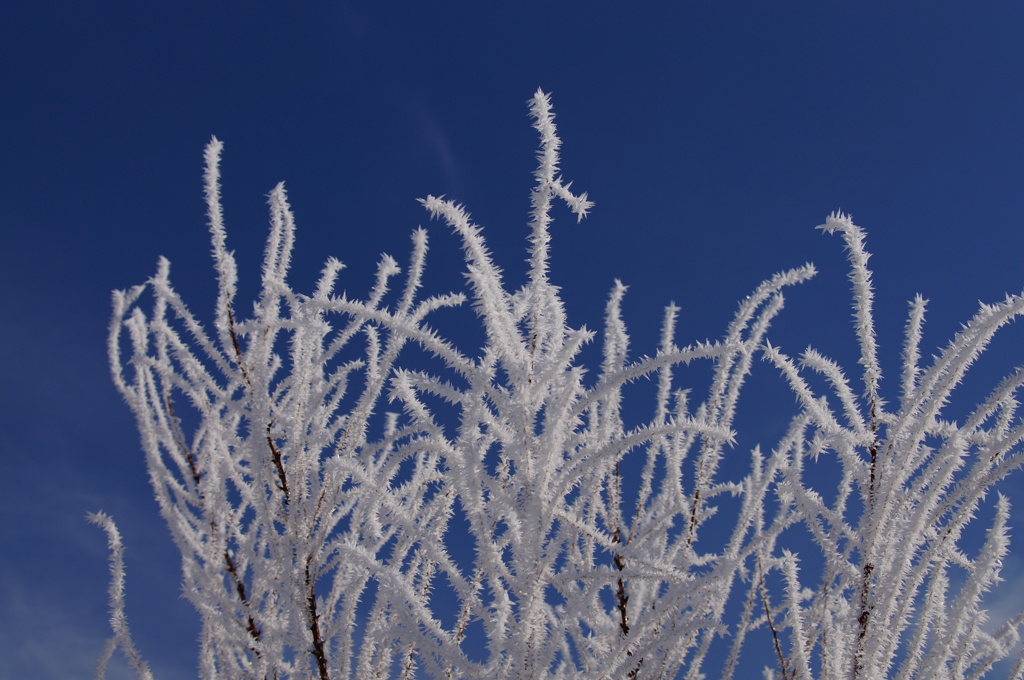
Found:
[0,579,126,680]
[407,95,469,201]
[985,552,1024,673]
[0,554,196,680]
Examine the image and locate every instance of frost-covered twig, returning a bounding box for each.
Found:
[88,511,155,680]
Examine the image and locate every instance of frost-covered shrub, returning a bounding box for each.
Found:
[99,91,1024,679]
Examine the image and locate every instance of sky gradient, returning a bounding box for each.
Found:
[3,2,1024,678]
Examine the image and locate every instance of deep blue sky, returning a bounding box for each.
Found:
[3,3,1024,678]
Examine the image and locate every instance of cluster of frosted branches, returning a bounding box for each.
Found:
[754,214,1024,679]
[102,91,1024,679]
[108,136,465,679]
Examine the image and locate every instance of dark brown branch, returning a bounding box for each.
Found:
[305,558,330,680]
[226,306,252,385]
[854,403,881,679]
[686,487,702,548]
[225,550,263,645]
[165,395,202,487]
[612,532,630,637]
[266,431,290,505]
[854,561,875,679]
[758,562,792,680]
[612,462,642,680]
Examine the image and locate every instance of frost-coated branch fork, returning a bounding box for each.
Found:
[100,90,1024,679]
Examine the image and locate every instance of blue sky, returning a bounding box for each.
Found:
[3,2,1024,678]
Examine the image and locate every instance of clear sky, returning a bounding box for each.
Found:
[3,2,1024,678]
